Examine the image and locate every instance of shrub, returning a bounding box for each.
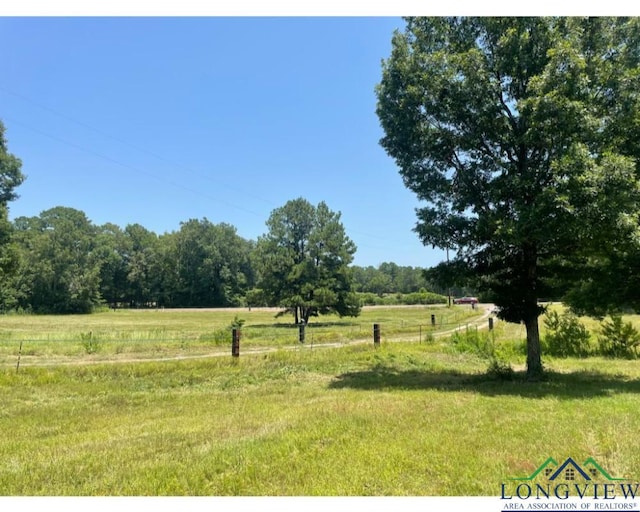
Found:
[542,310,591,357]
[486,357,515,380]
[230,315,245,329]
[199,329,230,345]
[200,316,246,346]
[80,332,100,354]
[598,315,640,359]
[450,327,494,358]
[356,291,447,306]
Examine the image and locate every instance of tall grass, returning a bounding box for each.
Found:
[0,306,483,367]
[2,316,640,495]
[3,306,638,496]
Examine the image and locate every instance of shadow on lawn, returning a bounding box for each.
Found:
[246,321,360,329]
[328,364,640,399]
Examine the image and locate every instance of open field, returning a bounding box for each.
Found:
[2,305,640,495]
[0,305,485,368]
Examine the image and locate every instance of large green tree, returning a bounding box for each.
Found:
[0,121,26,310]
[254,198,361,324]
[162,219,254,307]
[376,17,640,379]
[122,223,163,307]
[14,207,102,313]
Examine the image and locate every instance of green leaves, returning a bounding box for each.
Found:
[14,207,102,313]
[598,315,640,359]
[165,219,254,307]
[376,17,640,378]
[0,121,25,206]
[255,198,360,323]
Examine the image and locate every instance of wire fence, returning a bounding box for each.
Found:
[2,313,496,371]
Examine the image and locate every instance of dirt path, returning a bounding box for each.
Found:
[9,305,495,368]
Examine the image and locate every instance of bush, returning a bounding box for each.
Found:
[486,358,515,380]
[598,315,640,359]
[450,327,494,358]
[200,316,246,346]
[356,291,447,306]
[230,315,245,329]
[542,310,591,357]
[449,327,514,378]
[80,332,100,354]
[199,329,230,345]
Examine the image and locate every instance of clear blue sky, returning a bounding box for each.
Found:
[0,16,455,269]
[4,4,634,268]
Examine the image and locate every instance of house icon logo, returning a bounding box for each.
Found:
[500,457,637,503]
[510,456,625,482]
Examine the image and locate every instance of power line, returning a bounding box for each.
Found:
[5,115,267,219]
[0,86,430,255]
[0,86,277,208]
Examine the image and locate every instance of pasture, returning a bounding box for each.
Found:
[0,306,483,367]
[1,305,640,496]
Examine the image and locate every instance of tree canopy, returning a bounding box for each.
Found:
[376,17,640,379]
[0,121,25,310]
[253,198,361,324]
[14,207,102,313]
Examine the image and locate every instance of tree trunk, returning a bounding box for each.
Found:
[524,313,543,380]
[302,307,313,325]
[523,242,543,380]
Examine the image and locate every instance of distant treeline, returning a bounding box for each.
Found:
[2,206,452,314]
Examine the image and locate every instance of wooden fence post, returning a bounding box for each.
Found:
[16,340,23,373]
[373,323,381,346]
[232,328,240,358]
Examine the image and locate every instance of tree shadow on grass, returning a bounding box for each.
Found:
[327,364,640,399]
[247,321,360,329]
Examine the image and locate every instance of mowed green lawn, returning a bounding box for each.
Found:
[1,306,640,496]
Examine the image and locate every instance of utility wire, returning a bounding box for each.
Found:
[0,86,276,208]
[5,115,266,219]
[1,86,426,249]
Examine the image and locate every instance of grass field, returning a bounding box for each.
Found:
[2,305,640,496]
[0,305,484,367]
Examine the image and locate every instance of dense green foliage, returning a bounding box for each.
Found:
[351,260,472,299]
[376,17,640,379]
[357,290,445,306]
[3,195,443,314]
[10,209,257,313]
[252,198,361,324]
[542,310,591,358]
[598,315,640,359]
[0,121,25,310]
[14,207,102,313]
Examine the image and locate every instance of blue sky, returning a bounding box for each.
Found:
[3,3,635,269]
[0,15,455,269]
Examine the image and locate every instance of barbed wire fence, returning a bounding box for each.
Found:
[4,311,496,371]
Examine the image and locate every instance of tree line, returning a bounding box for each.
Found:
[0,138,445,316]
[7,206,444,315]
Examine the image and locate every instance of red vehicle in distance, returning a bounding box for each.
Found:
[453,296,479,305]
